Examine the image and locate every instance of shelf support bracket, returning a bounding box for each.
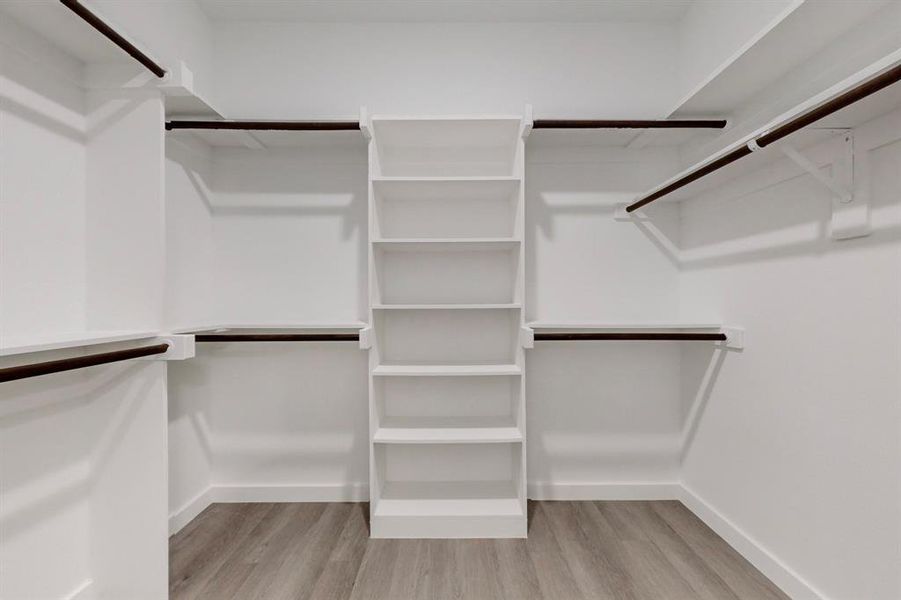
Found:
[721,327,744,351]
[139,335,195,360]
[782,132,870,240]
[359,327,372,350]
[359,106,372,141]
[520,326,534,349]
[522,104,533,140]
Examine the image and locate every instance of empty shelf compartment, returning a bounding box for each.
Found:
[374,416,522,444]
[375,481,522,517]
[372,118,522,177]
[372,364,522,377]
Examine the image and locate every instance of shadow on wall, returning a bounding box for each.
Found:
[0,358,159,543]
[206,145,369,321]
[630,134,901,271]
[524,146,682,322]
[176,343,370,488]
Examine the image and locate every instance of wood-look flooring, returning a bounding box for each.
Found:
[170,501,789,600]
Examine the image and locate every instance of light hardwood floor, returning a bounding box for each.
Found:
[169,501,789,600]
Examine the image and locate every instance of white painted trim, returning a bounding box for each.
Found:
[64,579,94,600]
[212,483,370,503]
[528,481,681,501]
[168,487,214,536]
[679,485,825,600]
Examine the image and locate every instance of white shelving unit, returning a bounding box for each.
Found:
[366,112,529,538]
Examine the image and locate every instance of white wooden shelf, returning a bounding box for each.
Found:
[367,112,527,539]
[375,481,522,517]
[177,322,368,333]
[528,321,722,330]
[372,176,520,183]
[372,480,525,538]
[374,417,522,444]
[0,330,159,357]
[372,364,522,377]
[373,303,521,311]
[372,238,520,252]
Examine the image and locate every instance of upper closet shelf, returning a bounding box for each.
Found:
[1,0,160,75]
[668,1,884,118]
[167,127,365,150]
[165,92,223,120]
[176,322,368,333]
[0,330,159,357]
[629,51,901,210]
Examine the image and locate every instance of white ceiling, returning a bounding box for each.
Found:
[197,0,693,23]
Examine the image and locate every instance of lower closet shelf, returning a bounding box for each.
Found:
[373,481,526,539]
[373,417,522,444]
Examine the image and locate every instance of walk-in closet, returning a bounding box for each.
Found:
[1,1,900,599]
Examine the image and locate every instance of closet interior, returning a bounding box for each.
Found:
[1,1,900,599]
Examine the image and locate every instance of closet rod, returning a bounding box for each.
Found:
[534,332,727,342]
[165,120,360,131]
[0,343,169,384]
[59,0,166,78]
[626,61,901,212]
[533,119,727,129]
[195,334,359,342]
[164,119,728,132]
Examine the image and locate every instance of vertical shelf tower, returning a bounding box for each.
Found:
[364,110,530,538]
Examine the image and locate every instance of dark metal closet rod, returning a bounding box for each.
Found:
[59,0,167,78]
[533,119,727,129]
[534,332,726,342]
[0,343,169,384]
[165,119,729,132]
[626,61,901,213]
[165,120,361,131]
[195,333,359,342]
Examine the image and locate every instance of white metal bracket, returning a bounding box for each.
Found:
[521,104,533,140]
[782,132,870,240]
[520,326,534,349]
[140,335,195,361]
[359,327,373,350]
[359,106,372,141]
[721,327,744,351]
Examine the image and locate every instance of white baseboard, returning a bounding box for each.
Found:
[169,483,369,535]
[528,481,681,501]
[169,487,214,536]
[679,485,824,600]
[64,579,94,600]
[212,482,370,503]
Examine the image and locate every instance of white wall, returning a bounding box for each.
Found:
[164,135,215,531]
[0,14,170,598]
[212,21,680,118]
[678,110,901,600]
[164,132,689,513]
[211,140,368,324]
[165,136,370,517]
[165,135,215,330]
[0,11,87,338]
[524,139,687,495]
